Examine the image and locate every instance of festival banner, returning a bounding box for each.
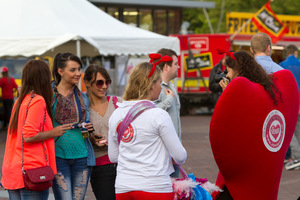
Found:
[226,12,300,36]
[251,1,288,43]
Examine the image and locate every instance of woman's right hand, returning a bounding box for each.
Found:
[164,89,174,97]
[52,124,73,137]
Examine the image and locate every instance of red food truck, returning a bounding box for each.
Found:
[170,34,231,114]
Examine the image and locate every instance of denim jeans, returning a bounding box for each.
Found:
[90,164,117,200]
[52,157,91,200]
[8,188,49,200]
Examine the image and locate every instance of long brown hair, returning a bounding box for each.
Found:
[226,50,281,105]
[123,62,161,101]
[9,60,53,134]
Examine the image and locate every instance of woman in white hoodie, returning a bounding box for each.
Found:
[108,60,187,200]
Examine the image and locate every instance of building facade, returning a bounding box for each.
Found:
[89,0,215,35]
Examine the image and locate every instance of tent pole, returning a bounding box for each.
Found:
[76,38,82,91]
[76,39,81,58]
[118,55,130,95]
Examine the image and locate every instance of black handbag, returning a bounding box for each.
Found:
[21,92,54,191]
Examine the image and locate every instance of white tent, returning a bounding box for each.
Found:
[0,0,180,57]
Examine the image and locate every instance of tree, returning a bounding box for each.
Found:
[183,0,300,34]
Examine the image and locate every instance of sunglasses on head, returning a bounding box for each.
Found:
[93,79,112,88]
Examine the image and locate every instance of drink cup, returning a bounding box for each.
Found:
[81,128,89,138]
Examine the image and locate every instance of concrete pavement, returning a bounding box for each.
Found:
[0,115,299,199]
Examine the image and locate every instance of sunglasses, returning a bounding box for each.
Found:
[93,79,112,88]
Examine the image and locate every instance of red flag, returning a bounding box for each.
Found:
[252,1,288,43]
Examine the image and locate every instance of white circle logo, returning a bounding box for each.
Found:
[262,110,285,152]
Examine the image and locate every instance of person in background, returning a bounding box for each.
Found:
[108,60,187,200]
[154,48,181,178]
[0,66,18,129]
[279,44,300,170]
[250,32,283,75]
[1,60,71,200]
[84,64,122,200]
[279,44,300,69]
[51,53,95,200]
[208,55,227,106]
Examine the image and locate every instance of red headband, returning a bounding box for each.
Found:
[148,54,172,78]
[217,48,236,60]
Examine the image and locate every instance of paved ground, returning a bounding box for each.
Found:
[0,115,299,199]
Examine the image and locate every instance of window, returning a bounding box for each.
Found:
[168,10,181,34]
[139,9,153,31]
[154,9,167,35]
[107,7,119,19]
[124,8,138,27]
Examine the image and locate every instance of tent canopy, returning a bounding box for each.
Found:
[0,0,180,57]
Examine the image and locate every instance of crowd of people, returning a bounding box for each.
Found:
[0,32,299,200]
[0,48,186,200]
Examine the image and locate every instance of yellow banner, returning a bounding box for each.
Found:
[226,12,300,37]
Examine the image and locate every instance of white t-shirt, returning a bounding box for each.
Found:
[108,100,187,193]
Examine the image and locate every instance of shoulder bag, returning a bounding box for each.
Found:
[22,92,54,191]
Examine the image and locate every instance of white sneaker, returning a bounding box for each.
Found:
[285,160,300,170]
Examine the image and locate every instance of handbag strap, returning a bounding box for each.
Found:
[22,91,49,171]
[177,164,188,179]
[117,101,156,145]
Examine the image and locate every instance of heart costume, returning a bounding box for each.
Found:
[210,70,299,200]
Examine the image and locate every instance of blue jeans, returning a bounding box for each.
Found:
[52,157,91,200]
[8,188,49,200]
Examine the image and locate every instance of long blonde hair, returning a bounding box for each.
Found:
[123,62,161,101]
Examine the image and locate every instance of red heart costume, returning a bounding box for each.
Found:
[210,70,299,200]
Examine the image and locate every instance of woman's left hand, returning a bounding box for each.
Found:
[219,78,229,91]
[91,133,108,149]
[84,122,95,133]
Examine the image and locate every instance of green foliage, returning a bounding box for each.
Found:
[183,0,300,34]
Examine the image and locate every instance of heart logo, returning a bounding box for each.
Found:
[270,124,280,141]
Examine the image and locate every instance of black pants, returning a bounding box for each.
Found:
[218,186,233,200]
[90,164,117,200]
[3,99,14,128]
[285,146,291,159]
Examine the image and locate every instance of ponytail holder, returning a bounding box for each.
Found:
[148,54,173,78]
[217,48,236,60]
[160,55,173,63]
[148,53,161,78]
[149,53,161,64]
